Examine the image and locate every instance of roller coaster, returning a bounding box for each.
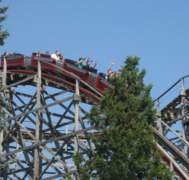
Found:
[0,54,188,179]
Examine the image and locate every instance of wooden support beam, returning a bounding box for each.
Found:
[37,130,74,179]
[3,96,73,123]
[2,91,37,144]
[40,92,69,174]
[0,125,98,157]
[13,90,69,111]
[55,100,74,128]
[1,74,38,91]
[18,129,33,177]
[34,60,41,179]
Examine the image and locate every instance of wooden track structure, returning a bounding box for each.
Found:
[0,58,189,179]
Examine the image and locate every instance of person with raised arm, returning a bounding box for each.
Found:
[51,51,60,61]
[101,61,114,81]
[75,57,86,69]
[36,51,42,57]
[86,58,98,68]
[108,61,114,71]
[86,58,91,66]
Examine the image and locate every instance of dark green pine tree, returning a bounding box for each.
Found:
[73,56,173,179]
[0,0,10,46]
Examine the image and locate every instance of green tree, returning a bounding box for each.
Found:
[73,56,173,179]
[0,0,10,46]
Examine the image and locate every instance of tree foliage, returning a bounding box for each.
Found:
[0,157,8,177]
[0,0,10,46]
[73,56,173,179]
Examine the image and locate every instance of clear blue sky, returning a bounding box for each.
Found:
[1,0,189,107]
[1,0,189,103]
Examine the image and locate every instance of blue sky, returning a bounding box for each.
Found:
[1,0,189,101]
[1,0,189,106]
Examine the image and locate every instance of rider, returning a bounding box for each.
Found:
[51,51,60,61]
[36,51,42,57]
[75,57,86,69]
[3,51,9,56]
[101,61,114,81]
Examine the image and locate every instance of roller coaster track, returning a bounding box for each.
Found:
[0,58,189,179]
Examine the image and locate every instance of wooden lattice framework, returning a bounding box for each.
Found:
[0,57,189,179]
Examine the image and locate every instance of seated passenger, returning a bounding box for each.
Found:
[101,61,114,81]
[102,69,112,81]
[51,51,60,61]
[86,58,98,68]
[36,51,42,57]
[46,51,49,55]
[75,57,86,69]
[3,51,9,57]
[59,54,64,62]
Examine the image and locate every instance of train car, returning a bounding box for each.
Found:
[95,76,114,92]
[63,59,90,84]
[30,53,57,71]
[0,54,31,70]
[63,59,113,91]
[0,54,114,94]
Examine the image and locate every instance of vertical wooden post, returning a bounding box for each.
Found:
[14,134,19,180]
[180,78,186,156]
[0,57,7,180]
[39,89,44,175]
[170,161,174,179]
[0,57,7,154]
[2,57,7,88]
[65,125,68,164]
[186,126,189,158]
[74,79,79,180]
[34,61,41,179]
[156,99,163,134]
